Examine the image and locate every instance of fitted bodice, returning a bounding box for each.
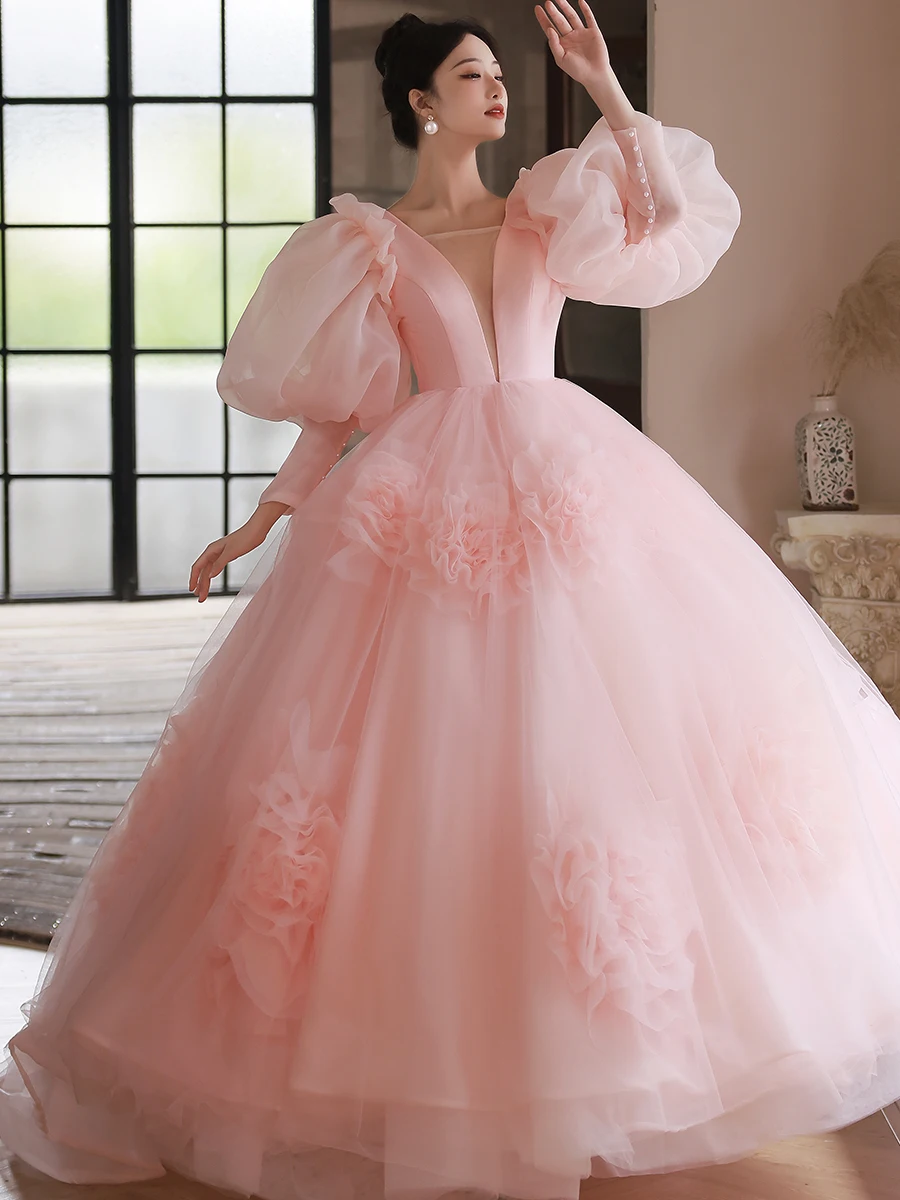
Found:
[383,209,567,391]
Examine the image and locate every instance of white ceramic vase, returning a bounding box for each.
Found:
[794,393,858,511]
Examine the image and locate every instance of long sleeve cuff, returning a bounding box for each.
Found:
[610,113,689,244]
[258,415,359,513]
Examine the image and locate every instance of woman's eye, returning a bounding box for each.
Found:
[463,73,504,82]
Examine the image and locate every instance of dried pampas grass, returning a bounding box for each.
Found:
[804,239,900,396]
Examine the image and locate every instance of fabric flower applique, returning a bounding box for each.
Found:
[404,479,530,617]
[728,717,857,899]
[530,788,694,1038]
[512,433,612,586]
[214,698,350,1021]
[326,444,424,585]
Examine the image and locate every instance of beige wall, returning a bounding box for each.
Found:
[645,0,900,561]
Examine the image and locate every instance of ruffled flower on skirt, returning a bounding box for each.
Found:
[214,699,349,1020]
[530,788,695,1036]
[326,445,424,584]
[512,433,611,586]
[729,717,857,898]
[404,480,530,616]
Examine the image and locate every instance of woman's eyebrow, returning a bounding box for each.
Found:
[449,56,501,69]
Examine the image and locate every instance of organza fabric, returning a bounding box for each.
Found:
[8,112,900,1200]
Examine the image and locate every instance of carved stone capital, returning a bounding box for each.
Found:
[773,533,900,601]
[772,507,900,717]
[814,599,900,712]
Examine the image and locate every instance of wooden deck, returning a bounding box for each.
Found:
[0,598,231,947]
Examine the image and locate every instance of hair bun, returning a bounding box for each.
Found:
[375,12,425,78]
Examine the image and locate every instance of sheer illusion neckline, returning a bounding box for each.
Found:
[383,208,505,383]
[423,224,502,240]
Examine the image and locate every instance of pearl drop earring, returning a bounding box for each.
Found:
[423,114,438,135]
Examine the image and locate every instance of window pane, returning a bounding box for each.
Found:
[134,104,223,224]
[1,0,107,98]
[225,0,314,96]
[0,488,5,596]
[225,225,292,339]
[6,229,110,350]
[228,405,297,473]
[138,479,224,594]
[4,105,109,225]
[8,355,111,474]
[131,0,221,96]
[0,353,4,474]
[226,103,314,222]
[136,354,224,473]
[227,476,287,587]
[10,479,111,596]
[135,228,222,349]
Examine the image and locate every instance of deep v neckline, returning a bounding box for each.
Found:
[382,206,507,384]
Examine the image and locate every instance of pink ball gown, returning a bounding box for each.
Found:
[3,110,900,1200]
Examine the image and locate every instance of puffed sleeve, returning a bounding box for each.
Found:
[506,109,740,308]
[216,197,410,512]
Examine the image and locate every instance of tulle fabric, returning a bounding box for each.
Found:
[215,197,412,432]
[217,195,412,515]
[4,379,900,1200]
[506,112,741,307]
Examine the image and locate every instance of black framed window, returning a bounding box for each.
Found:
[0,0,323,602]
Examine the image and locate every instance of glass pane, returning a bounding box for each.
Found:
[136,354,224,473]
[134,104,222,223]
[4,105,109,225]
[227,404,297,473]
[226,103,314,222]
[1,0,107,98]
[138,478,224,593]
[6,229,110,350]
[8,355,111,474]
[227,476,286,587]
[131,0,221,96]
[135,228,222,349]
[10,479,111,596]
[0,487,5,596]
[225,0,314,96]
[225,225,292,339]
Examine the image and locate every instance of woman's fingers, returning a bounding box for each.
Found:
[189,545,216,592]
[543,1,574,34]
[534,5,564,55]
[534,0,596,51]
[549,0,586,31]
[189,539,228,599]
[577,0,601,31]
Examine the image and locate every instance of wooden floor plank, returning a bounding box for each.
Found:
[0,598,231,944]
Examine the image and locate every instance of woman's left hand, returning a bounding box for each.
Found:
[533,0,611,84]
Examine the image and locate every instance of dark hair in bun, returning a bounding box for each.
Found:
[375,13,502,151]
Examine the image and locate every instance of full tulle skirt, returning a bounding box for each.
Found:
[4,378,900,1200]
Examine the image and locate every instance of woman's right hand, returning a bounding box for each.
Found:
[189,504,287,601]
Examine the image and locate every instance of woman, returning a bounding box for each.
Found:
[4,5,900,1200]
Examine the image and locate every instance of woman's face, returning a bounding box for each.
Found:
[415,33,507,144]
